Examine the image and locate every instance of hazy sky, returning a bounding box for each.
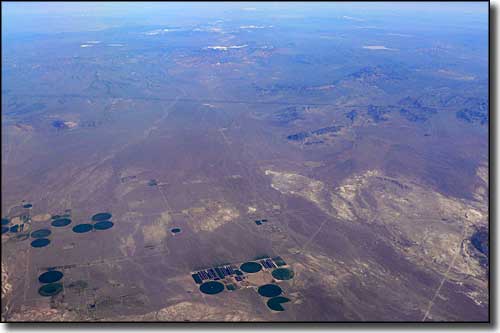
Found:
[2,2,488,35]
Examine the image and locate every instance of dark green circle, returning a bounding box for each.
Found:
[94,221,113,230]
[31,229,52,238]
[38,283,63,297]
[1,226,8,234]
[266,296,290,311]
[72,224,93,233]
[240,261,262,273]
[171,227,181,233]
[23,203,33,209]
[1,218,9,225]
[199,281,224,295]
[51,218,71,227]
[272,268,294,280]
[38,270,63,284]
[91,213,112,222]
[258,284,282,297]
[31,238,50,248]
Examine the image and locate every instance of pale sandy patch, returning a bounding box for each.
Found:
[32,214,51,222]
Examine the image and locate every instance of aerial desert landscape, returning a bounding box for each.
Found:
[1,2,489,322]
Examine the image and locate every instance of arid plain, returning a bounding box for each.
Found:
[1,3,488,321]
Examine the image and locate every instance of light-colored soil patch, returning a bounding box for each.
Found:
[265,170,328,210]
[10,217,22,224]
[244,270,274,286]
[7,306,78,322]
[142,211,171,246]
[474,162,488,202]
[476,164,488,184]
[1,263,12,321]
[32,214,51,222]
[185,200,240,232]
[264,168,488,305]
[119,234,136,257]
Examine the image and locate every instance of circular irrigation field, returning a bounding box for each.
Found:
[38,283,63,297]
[73,224,93,233]
[31,229,51,238]
[91,213,112,222]
[240,261,262,273]
[199,281,225,295]
[51,218,72,227]
[94,221,114,230]
[271,268,294,280]
[257,284,282,297]
[31,238,50,248]
[39,271,64,284]
[266,296,290,311]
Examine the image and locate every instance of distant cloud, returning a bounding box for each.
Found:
[387,33,413,37]
[193,27,224,33]
[343,15,364,22]
[307,84,335,91]
[80,44,93,48]
[242,7,257,11]
[145,30,161,36]
[356,26,379,29]
[206,45,248,51]
[145,28,183,36]
[240,25,267,29]
[207,27,223,33]
[437,69,475,81]
[362,45,398,51]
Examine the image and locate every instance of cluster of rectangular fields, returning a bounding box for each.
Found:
[258,258,276,269]
[191,256,288,287]
[2,203,34,237]
[191,265,241,285]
